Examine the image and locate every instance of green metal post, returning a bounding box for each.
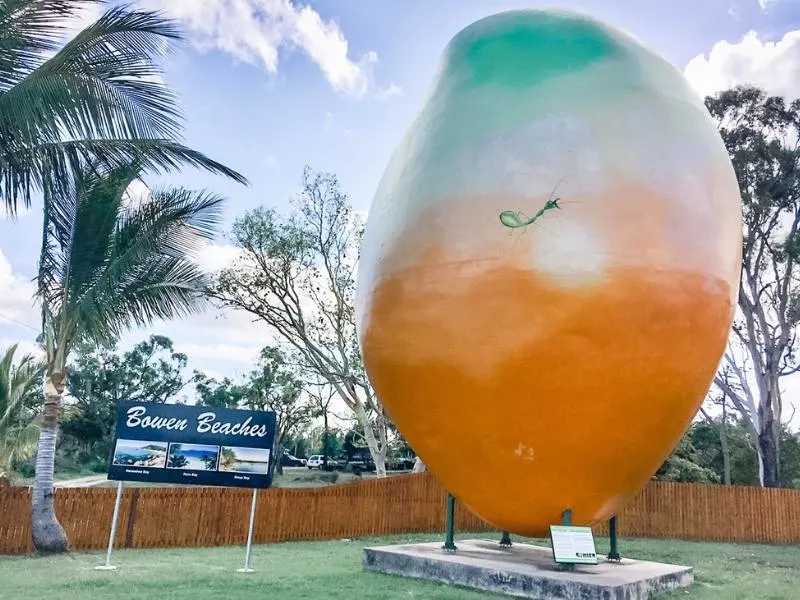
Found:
[443,493,457,552]
[607,516,621,561]
[499,530,512,547]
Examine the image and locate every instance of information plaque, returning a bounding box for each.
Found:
[549,525,599,565]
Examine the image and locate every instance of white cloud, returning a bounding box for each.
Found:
[143,0,379,97]
[374,83,402,101]
[683,29,800,99]
[758,0,779,11]
[0,249,38,332]
[61,2,105,43]
[177,341,262,364]
[117,301,278,395]
[121,178,154,210]
[324,111,333,131]
[194,242,242,273]
[0,205,31,220]
[153,242,277,370]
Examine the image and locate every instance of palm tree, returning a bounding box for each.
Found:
[0,344,43,484]
[32,159,226,552]
[1,0,247,215]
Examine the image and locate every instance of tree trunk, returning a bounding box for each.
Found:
[269,434,284,479]
[758,419,779,487]
[322,411,329,469]
[757,386,780,487]
[31,377,68,553]
[356,403,386,477]
[276,440,284,477]
[720,403,731,486]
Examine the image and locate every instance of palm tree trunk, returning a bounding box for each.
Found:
[31,375,68,553]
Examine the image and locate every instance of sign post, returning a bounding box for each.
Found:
[99,401,277,571]
[95,480,124,570]
[237,488,259,573]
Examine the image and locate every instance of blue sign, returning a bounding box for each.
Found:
[108,401,277,488]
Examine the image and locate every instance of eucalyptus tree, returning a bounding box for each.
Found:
[707,86,800,487]
[211,168,391,477]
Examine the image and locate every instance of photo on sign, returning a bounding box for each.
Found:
[167,443,220,471]
[218,446,271,475]
[112,439,167,468]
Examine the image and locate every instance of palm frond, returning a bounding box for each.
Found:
[4,137,247,213]
[81,254,212,343]
[39,165,225,353]
[0,416,41,473]
[0,343,42,435]
[1,4,184,147]
[0,1,103,91]
[0,344,17,421]
[0,1,248,214]
[37,158,137,314]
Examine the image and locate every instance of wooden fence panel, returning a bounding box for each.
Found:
[0,486,30,553]
[2,475,800,554]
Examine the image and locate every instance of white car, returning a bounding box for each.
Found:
[307,455,325,469]
[307,455,338,469]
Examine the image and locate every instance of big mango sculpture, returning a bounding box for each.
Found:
[355,9,741,536]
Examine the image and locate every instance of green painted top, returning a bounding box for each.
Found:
[442,10,624,89]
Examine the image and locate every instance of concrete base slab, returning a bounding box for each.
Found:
[363,539,693,599]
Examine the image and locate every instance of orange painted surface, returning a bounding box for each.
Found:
[359,185,738,536]
[363,263,732,535]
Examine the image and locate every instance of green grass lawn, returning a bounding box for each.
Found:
[1,533,798,599]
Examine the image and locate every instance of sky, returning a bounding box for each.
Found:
[2,0,800,398]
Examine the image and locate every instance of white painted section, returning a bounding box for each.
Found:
[530,219,608,287]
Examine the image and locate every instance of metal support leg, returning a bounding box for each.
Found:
[443,493,457,552]
[607,516,621,561]
[237,488,258,573]
[95,481,123,570]
[499,530,512,547]
[561,508,572,526]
